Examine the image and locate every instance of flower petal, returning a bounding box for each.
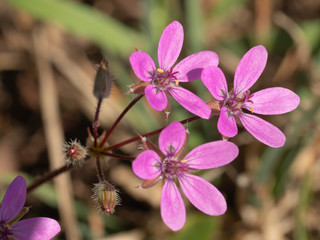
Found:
[168,86,212,119]
[234,45,268,95]
[245,87,300,115]
[145,84,168,111]
[0,176,26,223]
[11,217,61,240]
[218,107,238,137]
[174,51,219,82]
[161,179,186,231]
[201,66,228,101]
[132,150,161,180]
[179,174,227,216]
[158,21,183,70]
[129,51,155,82]
[185,141,238,169]
[239,113,286,148]
[159,121,186,156]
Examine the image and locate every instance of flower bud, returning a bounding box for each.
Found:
[93,59,111,99]
[63,139,87,166]
[92,180,120,215]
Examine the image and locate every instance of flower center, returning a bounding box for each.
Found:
[155,144,189,180]
[0,224,11,240]
[160,158,189,180]
[151,68,179,89]
[225,90,252,115]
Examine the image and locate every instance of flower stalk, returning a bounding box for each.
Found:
[27,165,73,193]
[98,93,144,148]
[26,114,203,192]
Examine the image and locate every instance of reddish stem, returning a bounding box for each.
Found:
[99,94,144,148]
[107,115,200,151]
[27,165,73,193]
[93,97,103,147]
[99,151,135,161]
[26,115,202,192]
[95,154,104,181]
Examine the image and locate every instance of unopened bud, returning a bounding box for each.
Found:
[92,180,120,215]
[63,139,87,166]
[93,59,111,99]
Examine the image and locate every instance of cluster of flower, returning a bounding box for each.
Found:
[0,21,300,238]
[129,21,300,231]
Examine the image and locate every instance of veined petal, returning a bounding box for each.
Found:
[11,217,61,240]
[218,107,238,137]
[239,113,286,148]
[179,174,227,216]
[234,45,268,95]
[158,21,183,70]
[174,51,219,82]
[245,87,300,115]
[168,86,212,119]
[129,51,155,82]
[185,141,238,169]
[159,121,186,156]
[0,176,26,223]
[145,85,168,111]
[161,179,186,231]
[201,66,228,101]
[132,150,161,180]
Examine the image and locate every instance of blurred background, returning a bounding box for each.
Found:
[0,0,319,239]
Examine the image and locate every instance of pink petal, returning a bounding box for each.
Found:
[239,113,286,148]
[245,87,300,115]
[129,51,155,82]
[201,66,228,101]
[161,179,186,231]
[145,84,168,111]
[218,107,238,137]
[11,217,61,240]
[168,86,212,119]
[159,121,186,156]
[158,21,183,70]
[0,176,26,223]
[174,51,219,82]
[179,174,227,216]
[234,45,268,95]
[132,150,161,180]
[185,141,238,169]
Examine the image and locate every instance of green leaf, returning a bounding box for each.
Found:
[294,175,312,240]
[211,0,249,18]
[185,0,203,53]
[301,20,320,51]
[166,213,220,240]
[6,0,145,56]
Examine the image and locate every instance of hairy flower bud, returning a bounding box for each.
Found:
[93,59,111,99]
[63,139,87,166]
[92,180,120,215]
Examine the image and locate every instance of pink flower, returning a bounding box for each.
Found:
[0,176,61,240]
[132,122,238,231]
[201,45,300,148]
[129,21,219,119]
